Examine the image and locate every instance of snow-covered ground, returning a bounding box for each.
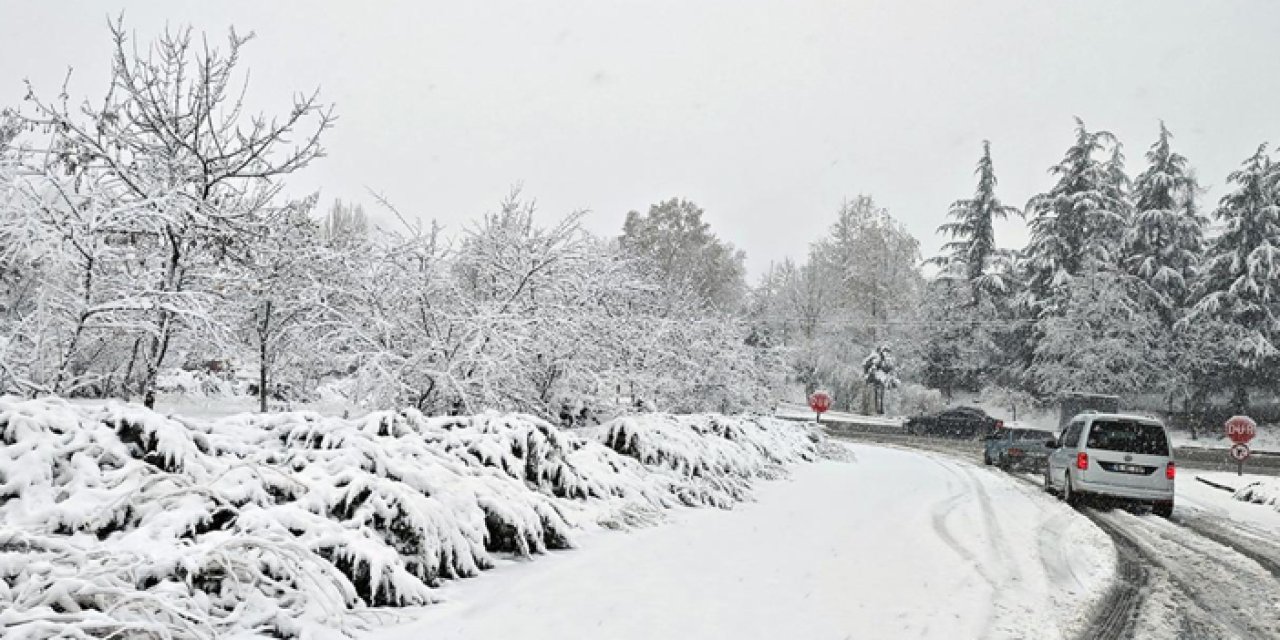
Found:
[368,444,1114,640]
[1179,472,1280,530]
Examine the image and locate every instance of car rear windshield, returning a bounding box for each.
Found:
[1013,430,1053,442]
[1085,420,1169,455]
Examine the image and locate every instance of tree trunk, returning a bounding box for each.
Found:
[1232,382,1249,415]
[259,299,272,413]
[120,337,143,401]
[259,343,269,413]
[142,228,183,410]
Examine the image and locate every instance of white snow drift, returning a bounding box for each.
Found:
[0,398,827,639]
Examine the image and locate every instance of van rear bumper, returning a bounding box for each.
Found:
[1075,478,1174,503]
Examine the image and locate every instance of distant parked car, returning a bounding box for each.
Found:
[905,406,1003,438]
[1044,413,1176,517]
[983,428,1057,470]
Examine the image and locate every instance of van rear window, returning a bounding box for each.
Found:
[1086,421,1169,455]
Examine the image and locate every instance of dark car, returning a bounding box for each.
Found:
[905,406,1003,438]
[983,428,1057,470]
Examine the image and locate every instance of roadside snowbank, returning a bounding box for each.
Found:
[0,398,828,639]
[1232,477,1280,510]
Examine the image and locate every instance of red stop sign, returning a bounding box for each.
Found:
[1225,415,1257,444]
[809,391,832,414]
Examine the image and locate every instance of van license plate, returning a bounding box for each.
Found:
[1114,464,1145,474]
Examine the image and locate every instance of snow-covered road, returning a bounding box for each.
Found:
[369,445,1113,640]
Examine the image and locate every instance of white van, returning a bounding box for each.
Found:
[1043,412,1176,517]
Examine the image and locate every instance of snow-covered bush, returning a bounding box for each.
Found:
[892,382,945,417]
[600,414,822,508]
[1234,479,1280,510]
[0,399,837,638]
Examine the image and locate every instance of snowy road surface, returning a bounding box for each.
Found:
[369,445,1113,640]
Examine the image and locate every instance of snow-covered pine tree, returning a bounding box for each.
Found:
[1027,272,1166,396]
[1123,122,1206,318]
[930,140,1019,299]
[922,141,1018,395]
[1186,144,1280,408]
[1022,118,1131,312]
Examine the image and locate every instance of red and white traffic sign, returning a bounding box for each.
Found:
[808,391,832,414]
[1225,415,1257,444]
[1230,443,1251,462]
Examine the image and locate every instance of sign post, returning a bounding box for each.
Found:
[1225,415,1257,476]
[1230,443,1251,476]
[809,391,832,424]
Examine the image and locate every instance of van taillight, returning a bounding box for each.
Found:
[1076,452,1089,470]
[1166,462,1176,480]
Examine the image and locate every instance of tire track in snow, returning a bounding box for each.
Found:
[922,455,999,638]
[1093,509,1280,639]
[1176,514,1280,579]
[836,434,1146,639]
[1034,510,1090,592]
[926,454,1053,639]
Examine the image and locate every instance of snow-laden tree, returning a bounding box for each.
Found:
[743,197,923,410]
[861,345,898,415]
[1026,273,1166,396]
[919,278,1003,398]
[620,198,747,312]
[813,196,923,346]
[930,140,1019,298]
[751,253,835,345]
[1022,118,1131,311]
[1186,144,1280,407]
[921,141,1019,396]
[1123,122,1206,317]
[17,20,333,407]
[320,199,370,246]
[319,191,779,419]
[236,198,340,411]
[0,141,167,398]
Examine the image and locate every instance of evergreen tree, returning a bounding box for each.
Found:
[1027,273,1166,396]
[922,141,1018,396]
[930,141,1019,298]
[1124,123,1206,315]
[1187,144,1280,407]
[1022,118,1131,311]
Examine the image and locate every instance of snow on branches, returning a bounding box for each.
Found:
[0,398,833,638]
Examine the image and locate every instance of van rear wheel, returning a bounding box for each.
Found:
[1152,502,1174,518]
[1064,476,1081,508]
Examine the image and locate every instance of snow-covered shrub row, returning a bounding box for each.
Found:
[600,414,823,508]
[0,399,830,638]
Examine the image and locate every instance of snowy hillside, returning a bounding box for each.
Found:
[0,398,833,639]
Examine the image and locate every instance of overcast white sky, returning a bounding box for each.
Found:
[3,1,1278,277]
